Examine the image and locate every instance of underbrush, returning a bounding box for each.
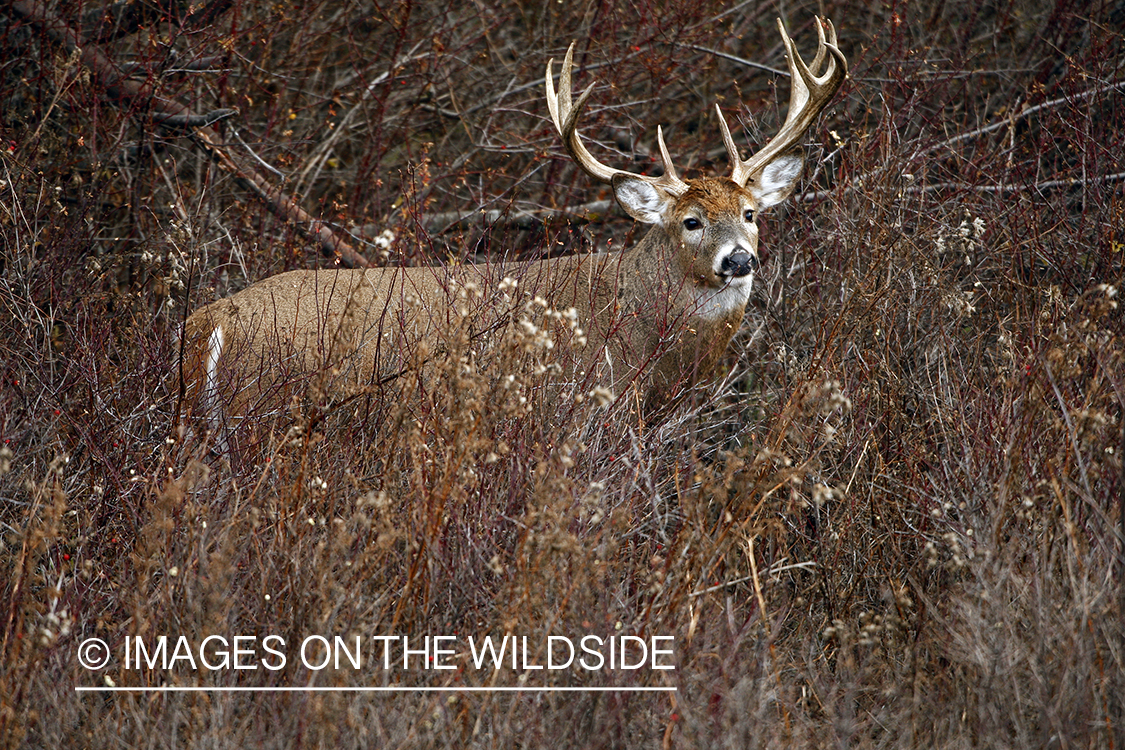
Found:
[2,0,1123,747]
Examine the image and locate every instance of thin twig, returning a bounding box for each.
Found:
[825,78,1125,198]
[930,79,1125,156]
[294,40,432,193]
[684,44,789,77]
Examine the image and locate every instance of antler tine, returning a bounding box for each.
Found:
[808,18,837,77]
[716,103,744,184]
[727,17,847,187]
[546,43,688,195]
[654,126,681,186]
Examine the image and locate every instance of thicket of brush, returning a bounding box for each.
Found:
[2,0,1123,747]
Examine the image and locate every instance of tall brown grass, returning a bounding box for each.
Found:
[1,0,1122,746]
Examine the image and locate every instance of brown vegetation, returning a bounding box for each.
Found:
[1,0,1123,747]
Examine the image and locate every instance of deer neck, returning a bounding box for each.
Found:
[617,227,751,328]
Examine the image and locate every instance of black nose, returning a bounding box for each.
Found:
[720,251,760,277]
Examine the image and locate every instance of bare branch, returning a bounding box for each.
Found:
[412,199,615,233]
[801,170,1125,202]
[684,44,789,77]
[81,0,234,43]
[929,79,1125,157]
[153,108,238,129]
[11,0,371,269]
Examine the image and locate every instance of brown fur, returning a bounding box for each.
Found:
[181,176,762,447]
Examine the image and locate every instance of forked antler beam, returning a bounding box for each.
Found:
[547,19,846,195]
[546,44,689,197]
[720,17,847,186]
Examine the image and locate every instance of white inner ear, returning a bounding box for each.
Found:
[750,154,804,209]
[612,175,670,225]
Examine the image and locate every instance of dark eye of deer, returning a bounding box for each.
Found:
[744,209,755,223]
[683,217,701,231]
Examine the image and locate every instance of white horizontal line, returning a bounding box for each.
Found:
[76,686,676,693]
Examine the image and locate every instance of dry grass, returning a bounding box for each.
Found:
[1,0,1123,747]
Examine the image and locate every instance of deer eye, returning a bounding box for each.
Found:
[683,217,702,231]
[744,209,755,223]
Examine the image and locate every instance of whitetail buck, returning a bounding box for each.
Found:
[181,19,846,449]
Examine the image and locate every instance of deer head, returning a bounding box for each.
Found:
[545,18,846,323]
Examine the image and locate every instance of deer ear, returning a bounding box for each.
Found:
[748,154,804,209]
[611,174,674,225]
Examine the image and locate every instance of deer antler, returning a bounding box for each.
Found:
[718,17,847,187]
[546,43,689,197]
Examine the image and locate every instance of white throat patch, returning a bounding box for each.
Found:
[691,274,754,320]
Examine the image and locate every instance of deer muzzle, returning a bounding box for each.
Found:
[720,251,760,278]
